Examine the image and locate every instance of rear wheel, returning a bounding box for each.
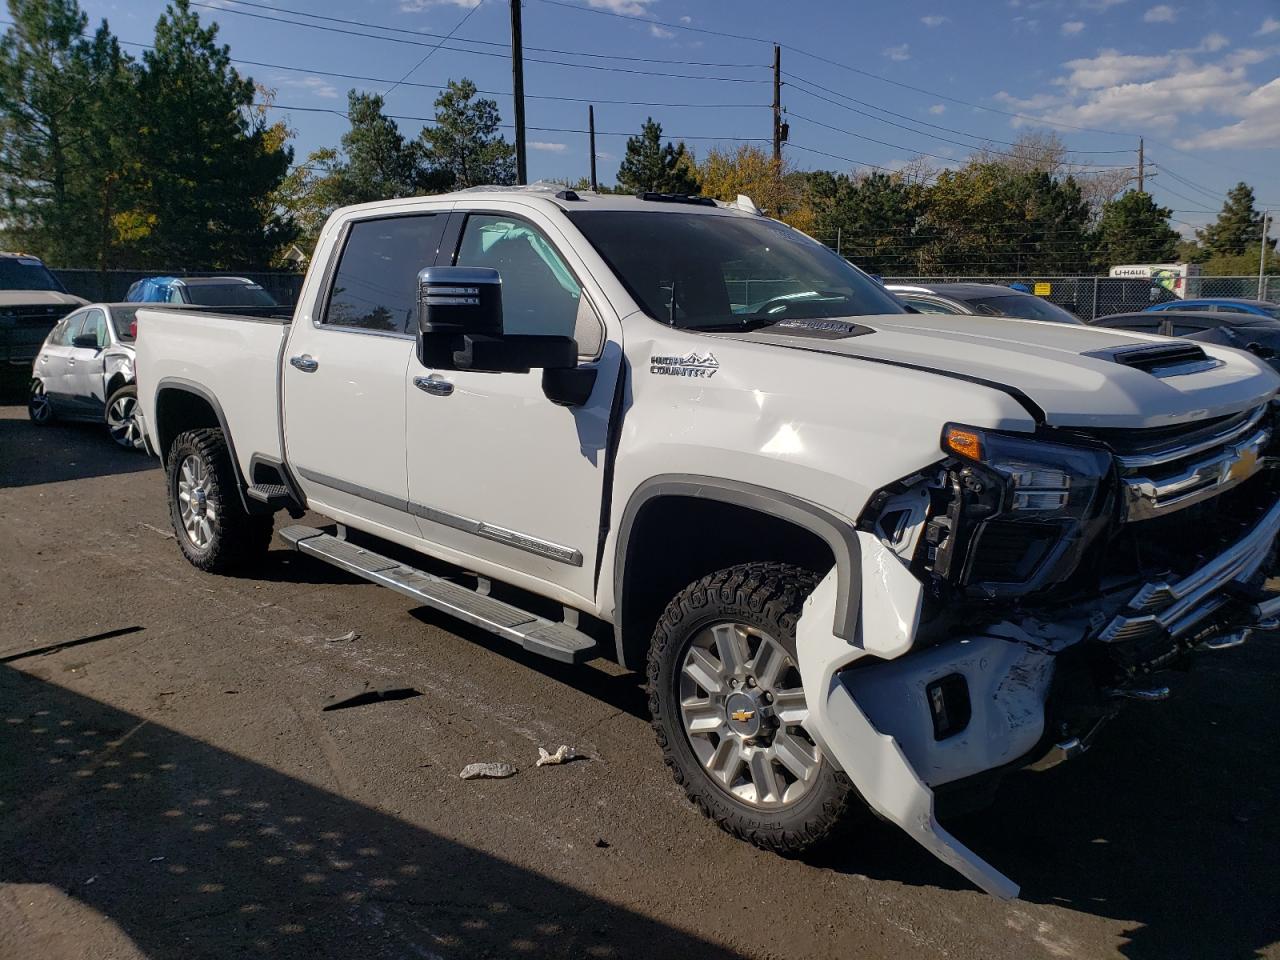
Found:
[166,427,273,573]
[105,384,145,450]
[28,380,53,425]
[648,562,858,853]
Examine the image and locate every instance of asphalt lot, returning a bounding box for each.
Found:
[1,402,1278,960]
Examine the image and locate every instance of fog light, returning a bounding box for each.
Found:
[926,674,971,740]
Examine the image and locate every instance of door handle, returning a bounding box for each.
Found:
[290,355,319,373]
[413,375,454,397]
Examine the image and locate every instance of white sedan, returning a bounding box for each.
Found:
[28,302,145,450]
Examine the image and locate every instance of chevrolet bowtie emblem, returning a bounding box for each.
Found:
[731,708,756,723]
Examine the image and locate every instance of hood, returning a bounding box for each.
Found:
[0,290,86,307]
[720,313,1280,429]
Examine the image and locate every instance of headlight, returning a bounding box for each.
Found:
[935,424,1114,597]
[942,424,1111,520]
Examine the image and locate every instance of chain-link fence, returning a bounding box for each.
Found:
[51,269,305,306]
[878,276,1279,321]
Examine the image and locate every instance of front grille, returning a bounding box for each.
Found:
[1064,405,1271,522]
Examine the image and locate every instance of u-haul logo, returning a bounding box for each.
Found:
[650,351,719,379]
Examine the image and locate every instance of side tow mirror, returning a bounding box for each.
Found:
[416,265,577,374]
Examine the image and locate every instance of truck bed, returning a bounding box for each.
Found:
[134,308,291,474]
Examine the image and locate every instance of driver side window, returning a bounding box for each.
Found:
[453,214,584,340]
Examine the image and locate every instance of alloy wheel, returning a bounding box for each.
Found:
[28,382,52,423]
[677,622,821,809]
[107,393,144,449]
[177,454,216,549]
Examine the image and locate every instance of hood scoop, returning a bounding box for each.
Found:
[1084,341,1222,378]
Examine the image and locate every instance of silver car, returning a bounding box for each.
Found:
[28,302,145,450]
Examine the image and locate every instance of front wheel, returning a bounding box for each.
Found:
[648,562,858,854]
[166,427,273,574]
[105,384,145,450]
[28,379,53,425]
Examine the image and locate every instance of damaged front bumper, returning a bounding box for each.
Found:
[796,496,1280,899]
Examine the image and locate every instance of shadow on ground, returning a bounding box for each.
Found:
[0,663,742,960]
[0,415,155,488]
[810,638,1280,960]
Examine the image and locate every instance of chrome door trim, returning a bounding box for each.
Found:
[295,467,583,566]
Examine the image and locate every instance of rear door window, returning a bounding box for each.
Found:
[323,214,448,334]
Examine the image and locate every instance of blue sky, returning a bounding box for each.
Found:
[84,0,1280,236]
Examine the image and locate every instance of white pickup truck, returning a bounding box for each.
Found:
[134,185,1280,897]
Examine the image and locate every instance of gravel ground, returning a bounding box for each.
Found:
[1,403,1277,960]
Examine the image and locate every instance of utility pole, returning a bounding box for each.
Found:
[510,0,527,185]
[772,45,782,164]
[1260,210,1271,299]
[1137,137,1144,193]
[588,105,598,192]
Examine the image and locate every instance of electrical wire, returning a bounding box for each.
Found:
[383,0,483,97]
[259,101,770,141]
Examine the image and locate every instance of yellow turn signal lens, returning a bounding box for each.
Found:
[944,425,982,461]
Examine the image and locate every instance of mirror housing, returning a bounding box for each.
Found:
[416,265,577,374]
[72,333,100,349]
[417,266,503,337]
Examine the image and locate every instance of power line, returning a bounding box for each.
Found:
[530,0,1136,137]
[98,33,769,109]
[197,0,765,69]
[785,141,921,179]
[383,0,482,97]
[785,74,1135,157]
[259,101,769,142]
[787,112,1134,172]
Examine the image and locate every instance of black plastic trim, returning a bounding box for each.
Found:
[154,377,257,514]
[612,474,862,667]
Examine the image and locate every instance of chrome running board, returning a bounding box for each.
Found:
[278,525,597,664]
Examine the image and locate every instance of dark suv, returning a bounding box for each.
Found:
[0,252,86,377]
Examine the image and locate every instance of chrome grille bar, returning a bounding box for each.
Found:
[1099,494,1280,644]
[1115,405,1266,470]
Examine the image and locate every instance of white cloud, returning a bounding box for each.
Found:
[399,0,481,9]
[1041,62,1254,130]
[1059,49,1173,88]
[920,14,948,27]
[883,43,911,61]
[1061,20,1085,35]
[272,74,338,99]
[1175,77,1280,148]
[679,15,692,24]
[595,150,615,161]
[1258,16,1280,36]
[1081,0,1128,9]
[649,23,674,38]
[928,103,946,115]
[530,141,568,152]
[585,0,657,14]
[1143,5,1177,23]
[1199,32,1229,52]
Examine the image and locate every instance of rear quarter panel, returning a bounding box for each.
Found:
[134,308,289,473]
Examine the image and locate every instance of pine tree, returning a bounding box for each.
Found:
[1095,191,1180,266]
[616,118,700,195]
[1197,182,1273,258]
[0,0,134,267]
[419,79,515,190]
[126,0,293,268]
[339,91,430,203]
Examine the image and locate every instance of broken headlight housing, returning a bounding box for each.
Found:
[931,424,1115,598]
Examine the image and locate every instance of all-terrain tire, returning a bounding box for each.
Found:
[647,561,859,854]
[166,427,273,574]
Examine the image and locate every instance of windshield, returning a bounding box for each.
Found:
[110,306,140,342]
[567,210,904,330]
[964,294,1083,324]
[0,257,64,292]
[182,281,278,307]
